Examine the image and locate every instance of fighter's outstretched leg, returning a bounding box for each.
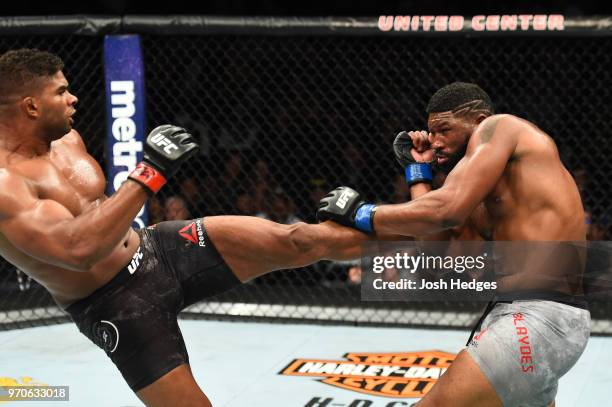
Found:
[204,216,368,282]
[127,216,367,406]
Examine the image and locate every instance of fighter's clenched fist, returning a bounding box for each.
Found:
[393,130,434,185]
[316,186,376,233]
[128,125,199,194]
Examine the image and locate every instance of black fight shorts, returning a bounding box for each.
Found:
[66,219,241,392]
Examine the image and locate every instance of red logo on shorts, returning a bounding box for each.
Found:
[473,328,488,341]
[178,222,198,244]
[513,313,535,373]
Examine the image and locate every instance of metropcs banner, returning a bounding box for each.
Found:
[104,35,147,228]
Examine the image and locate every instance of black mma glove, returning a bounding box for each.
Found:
[128,125,199,194]
[393,131,433,185]
[316,186,376,233]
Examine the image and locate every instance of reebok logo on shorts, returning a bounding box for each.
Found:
[179,223,198,244]
[473,328,488,341]
[178,219,206,247]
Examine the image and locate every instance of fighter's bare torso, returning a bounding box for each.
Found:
[0,130,139,308]
[454,115,586,292]
[481,117,582,239]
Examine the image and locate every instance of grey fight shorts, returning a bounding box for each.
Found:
[467,300,590,407]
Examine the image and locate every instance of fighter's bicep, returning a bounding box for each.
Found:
[0,177,77,266]
[0,199,77,259]
[441,118,518,219]
[445,142,511,191]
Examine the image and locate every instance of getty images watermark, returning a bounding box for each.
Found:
[371,250,496,292]
[361,241,497,301]
[360,241,602,302]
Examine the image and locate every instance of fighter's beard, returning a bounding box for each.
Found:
[433,143,468,174]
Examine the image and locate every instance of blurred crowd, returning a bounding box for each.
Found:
[572,168,610,241]
[145,151,610,291]
[149,155,311,225]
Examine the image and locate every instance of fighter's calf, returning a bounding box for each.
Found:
[282,221,365,267]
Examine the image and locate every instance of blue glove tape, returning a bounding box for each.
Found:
[354,204,376,233]
[405,163,433,184]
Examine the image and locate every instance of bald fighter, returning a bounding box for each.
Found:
[0,49,367,407]
[318,82,590,407]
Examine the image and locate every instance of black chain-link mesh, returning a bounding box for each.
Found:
[144,35,612,221]
[1,33,611,333]
[143,35,612,331]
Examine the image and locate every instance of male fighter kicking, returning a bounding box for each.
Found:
[0,49,367,407]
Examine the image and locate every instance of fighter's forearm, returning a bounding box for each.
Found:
[410,182,432,199]
[409,183,455,241]
[373,189,458,237]
[63,180,148,269]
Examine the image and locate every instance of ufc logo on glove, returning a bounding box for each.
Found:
[335,190,355,209]
[150,133,179,155]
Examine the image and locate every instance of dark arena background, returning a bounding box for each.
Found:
[0,12,611,406]
[0,15,610,335]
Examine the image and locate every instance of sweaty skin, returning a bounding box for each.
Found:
[0,131,143,307]
[0,71,146,308]
[375,114,586,295]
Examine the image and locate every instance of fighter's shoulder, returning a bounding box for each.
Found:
[53,129,86,150]
[470,114,523,146]
[478,114,522,135]
[0,169,36,219]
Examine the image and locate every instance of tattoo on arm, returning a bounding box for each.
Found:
[479,116,503,143]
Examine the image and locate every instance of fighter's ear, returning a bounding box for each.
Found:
[475,113,489,125]
[21,97,39,119]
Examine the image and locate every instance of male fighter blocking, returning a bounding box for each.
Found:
[318,82,590,407]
